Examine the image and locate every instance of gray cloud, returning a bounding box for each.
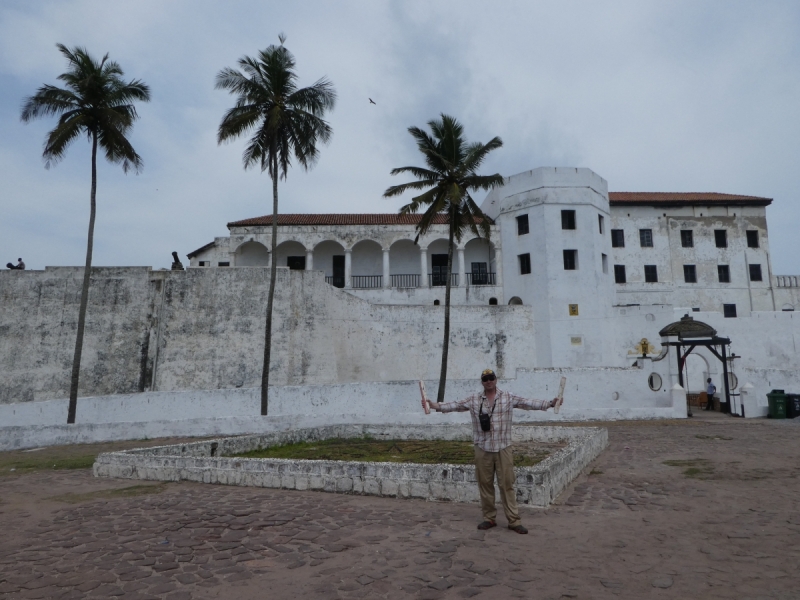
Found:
[1,0,799,273]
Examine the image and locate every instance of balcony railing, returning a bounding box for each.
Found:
[351,275,382,289]
[430,273,459,287]
[390,274,420,288]
[777,275,800,288]
[466,272,496,286]
[325,276,345,288]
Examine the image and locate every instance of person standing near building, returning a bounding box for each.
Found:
[424,369,560,534]
[705,378,717,411]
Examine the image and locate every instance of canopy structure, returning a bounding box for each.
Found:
[659,314,734,415]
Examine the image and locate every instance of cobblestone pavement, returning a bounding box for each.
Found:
[2,414,800,599]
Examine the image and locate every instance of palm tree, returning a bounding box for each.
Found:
[216,36,336,416]
[384,114,504,403]
[21,44,150,424]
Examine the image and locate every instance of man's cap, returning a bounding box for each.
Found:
[481,368,495,377]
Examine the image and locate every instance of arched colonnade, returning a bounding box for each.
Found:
[234,236,502,289]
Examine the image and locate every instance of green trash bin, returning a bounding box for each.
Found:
[767,389,787,419]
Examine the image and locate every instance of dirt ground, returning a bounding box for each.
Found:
[2,413,799,600]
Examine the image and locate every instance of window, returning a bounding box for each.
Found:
[683,265,697,283]
[602,253,608,274]
[749,264,762,282]
[611,229,625,248]
[680,230,693,248]
[644,265,658,282]
[287,256,306,270]
[218,261,230,267]
[563,249,577,270]
[561,210,576,230]
[639,229,653,247]
[724,304,737,318]
[471,262,488,285]
[718,265,730,283]
[488,297,498,306]
[519,253,531,275]
[715,229,727,248]
[516,214,529,235]
[746,230,759,248]
[198,261,209,267]
[614,264,626,284]
[598,215,605,234]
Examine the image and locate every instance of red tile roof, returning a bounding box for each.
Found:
[227,214,489,227]
[609,192,771,206]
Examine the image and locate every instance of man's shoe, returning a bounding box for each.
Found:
[508,524,528,534]
[477,520,497,530]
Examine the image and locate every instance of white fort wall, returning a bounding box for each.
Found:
[0,266,534,405]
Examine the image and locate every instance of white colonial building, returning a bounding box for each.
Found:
[188,167,800,315]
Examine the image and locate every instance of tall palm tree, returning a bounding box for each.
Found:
[21,44,150,424]
[384,114,504,403]
[216,36,335,416]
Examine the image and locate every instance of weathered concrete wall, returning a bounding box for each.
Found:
[0,267,534,404]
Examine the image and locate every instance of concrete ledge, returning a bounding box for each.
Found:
[93,424,608,507]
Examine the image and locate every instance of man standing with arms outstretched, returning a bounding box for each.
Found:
[425,368,560,534]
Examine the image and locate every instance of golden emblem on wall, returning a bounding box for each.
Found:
[629,337,659,357]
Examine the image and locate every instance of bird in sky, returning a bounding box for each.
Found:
[369,98,376,105]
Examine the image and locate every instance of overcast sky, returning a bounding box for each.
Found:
[1,0,799,273]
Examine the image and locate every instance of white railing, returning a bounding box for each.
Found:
[776,275,800,288]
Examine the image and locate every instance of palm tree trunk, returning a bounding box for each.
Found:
[436,214,456,404]
[67,132,98,424]
[261,152,279,416]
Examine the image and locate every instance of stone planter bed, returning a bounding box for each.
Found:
[93,424,607,507]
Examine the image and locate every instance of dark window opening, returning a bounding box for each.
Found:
[518,253,531,275]
[561,210,576,230]
[287,256,306,270]
[489,297,498,305]
[198,261,209,267]
[724,304,737,318]
[683,265,697,283]
[718,265,730,283]
[516,214,529,235]
[330,255,345,288]
[614,265,626,284]
[749,264,762,282]
[680,230,693,248]
[218,261,230,267]
[746,230,759,248]
[563,249,577,270]
[598,214,605,234]
[715,229,727,248]
[433,299,440,306]
[639,229,653,247]
[644,265,658,282]
[471,262,488,285]
[611,229,625,248]
[431,254,450,286]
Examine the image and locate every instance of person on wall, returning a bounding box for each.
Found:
[6,258,25,270]
[424,368,560,534]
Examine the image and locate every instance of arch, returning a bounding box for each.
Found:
[464,237,494,285]
[434,299,440,306]
[275,241,307,270]
[489,297,498,305]
[782,303,795,312]
[234,241,269,267]
[351,239,383,288]
[389,239,420,287]
[508,296,523,306]
[313,240,345,278]
[684,353,710,394]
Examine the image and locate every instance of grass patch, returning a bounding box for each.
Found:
[0,454,97,476]
[589,469,604,475]
[663,458,715,478]
[233,438,555,468]
[46,483,169,504]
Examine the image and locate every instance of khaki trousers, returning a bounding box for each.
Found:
[474,445,521,527]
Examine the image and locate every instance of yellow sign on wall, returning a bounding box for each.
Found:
[568,304,579,316]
